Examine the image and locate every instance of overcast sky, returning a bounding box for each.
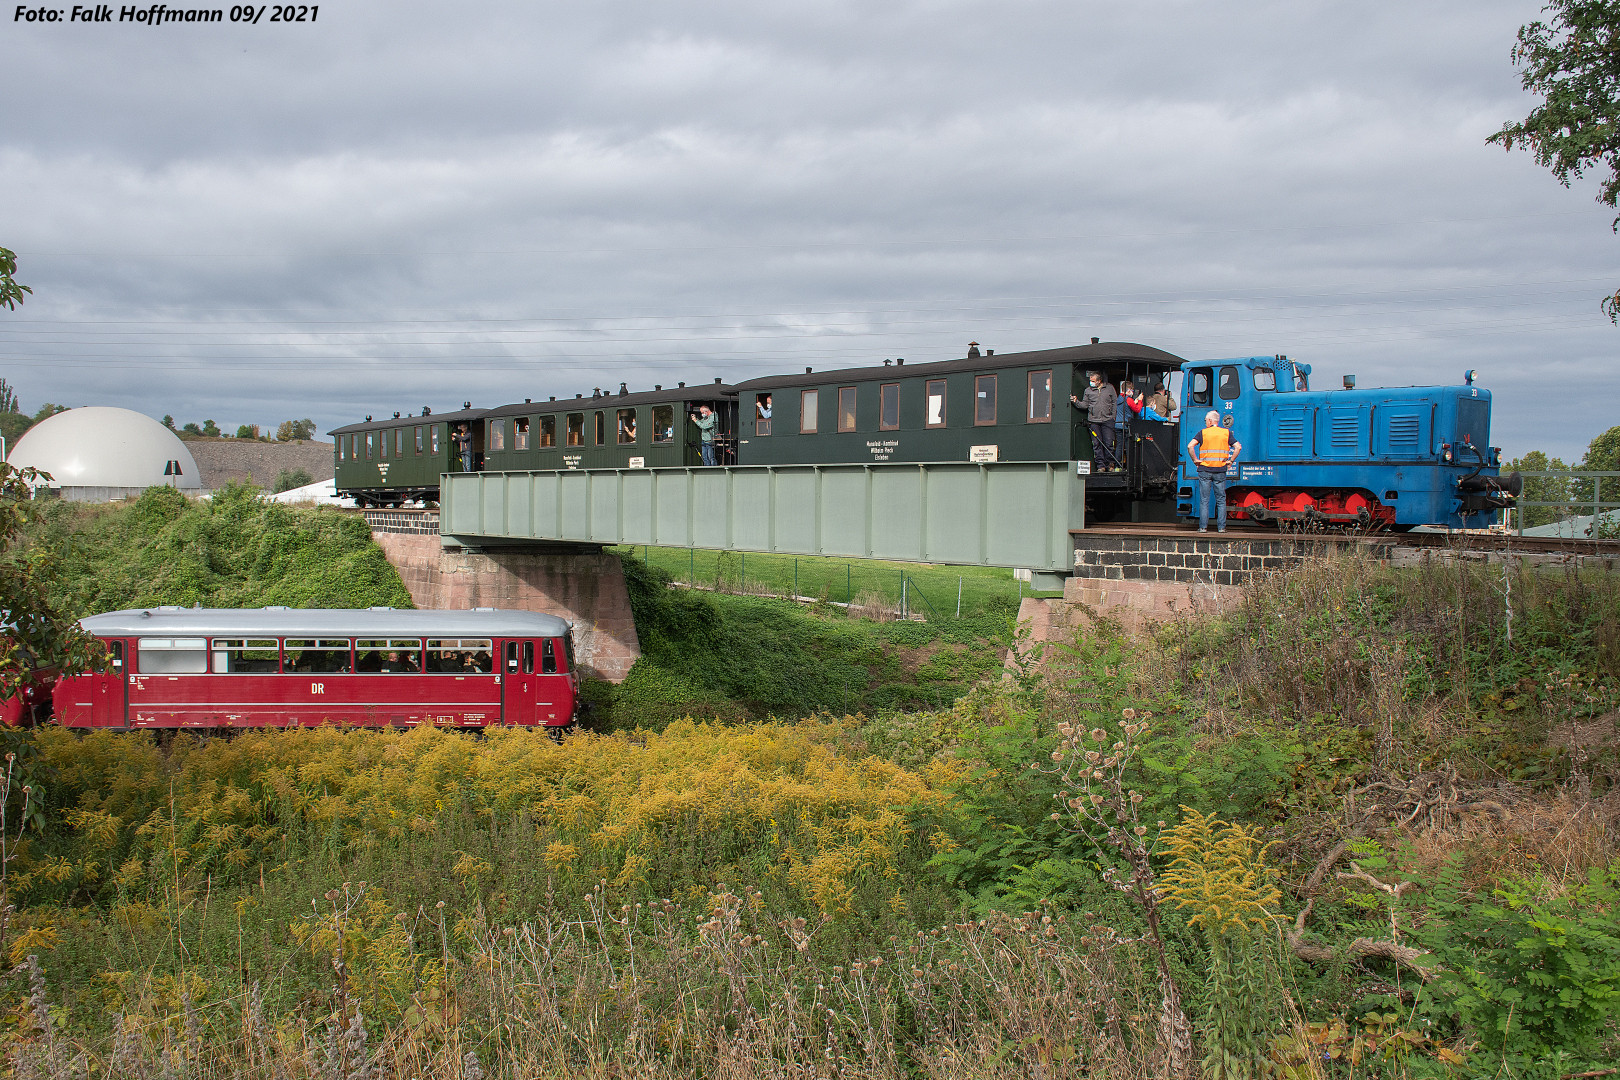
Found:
[2,0,1615,460]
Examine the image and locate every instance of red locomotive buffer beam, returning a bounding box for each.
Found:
[1230,490,1397,528]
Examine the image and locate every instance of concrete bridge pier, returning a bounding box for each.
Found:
[365,512,640,681]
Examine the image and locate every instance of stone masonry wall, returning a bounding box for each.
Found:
[371,532,641,682]
[1073,535,1393,587]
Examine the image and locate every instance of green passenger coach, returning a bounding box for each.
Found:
[330,404,486,508]
[481,381,737,473]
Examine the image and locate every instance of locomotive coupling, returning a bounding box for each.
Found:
[1457,471,1522,498]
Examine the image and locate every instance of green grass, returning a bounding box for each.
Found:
[608,544,1059,617]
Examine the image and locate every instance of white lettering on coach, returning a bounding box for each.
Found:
[311,683,325,695]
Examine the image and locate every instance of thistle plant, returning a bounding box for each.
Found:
[1041,708,1195,1079]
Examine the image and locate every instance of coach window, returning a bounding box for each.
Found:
[137,637,207,675]
[1188,369,1212,407]
[594,412,606,446]
[1218,365,1242,400]
[837,387,857,432]
[879,383,899,430]
[284,639,352,674]
[539,416,556,448]
[425,638,493,674]
[365,432,374,460]
[515,417,530,450]
[975,374,997,426]
[380,429,389,459]
[753,395,771,436]
[431,426,440,454]
[356,638,421,673]
[395,429,403,456]
[1027,370,1053,423]
[337,439,345,462]
[211,638,279,674]
[567,413,584,446]
[926,379,947,427]
[1252,368,1276,391]
[652,405,674,442]
[542,637,558,674]
[490,419,506,452]
[800,389,819,434]
[617,409,637,444]
[415,426,424,453]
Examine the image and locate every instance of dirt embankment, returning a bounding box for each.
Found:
[184,439,334,490]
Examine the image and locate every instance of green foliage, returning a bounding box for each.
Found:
[1506,449,1578,528]
[0,246,31,311]
[200,420,220,437]
[234,423,261,440]
[276,418,316,441]
[273,467,314,493]
[595,554,1010,729]
[27,482,411,614]
[1413,860,1620,1074]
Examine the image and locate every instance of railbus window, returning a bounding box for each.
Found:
[490,419,506,451]
[137,637,207,674]
[415,426,424,453]
[425,638,494,674]
[567,413,585,446]
[539,416,556,447]
[879,383,899,430]
[1218,366,1242,400]
[355,638,421,673]
[108,641,124,672]
[283,639,352,674]
[975,374,997,426]
[522,640,535,674]
[431,426,440,454]
[837,387,857,432]
[1027,370,1052,423]
[1252,368,1276,391]
[594,412,606,446]
[543,637,559,673]
[800,389,819,434]
[562,634,575,672]
[1189,370,1212,406]
[926,379,947,428]
[504,641,521,673]
[617,409,637,444]
[653,405,674,441]
[211,638,279,674]
[515,417,530,450]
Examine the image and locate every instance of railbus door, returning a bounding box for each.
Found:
[89,640,128,727]
[502,640,539,726]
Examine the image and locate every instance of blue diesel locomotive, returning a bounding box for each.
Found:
[1172,355,1520,530]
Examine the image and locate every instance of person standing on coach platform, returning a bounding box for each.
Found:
[1187,410,1241,532]
[691,404,718,466]
[1071,372,1119,471]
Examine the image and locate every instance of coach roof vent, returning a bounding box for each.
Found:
[896,358,904,365]
[463,402,471,409]
[1091,337,1100,344]
[805,367,813,373]
[967,342,981,358]
[619,382,628,395]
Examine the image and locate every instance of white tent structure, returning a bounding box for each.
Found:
[6,407,201,502]
[267,477,354,507]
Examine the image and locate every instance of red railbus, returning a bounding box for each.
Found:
[52,607,577,730]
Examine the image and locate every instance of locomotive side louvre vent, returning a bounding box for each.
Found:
[1275,416,1305,451]
[1387,414,1421,453]
[1330,415,1360,450]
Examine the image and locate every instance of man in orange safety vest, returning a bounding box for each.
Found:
[1186,410,1242,532]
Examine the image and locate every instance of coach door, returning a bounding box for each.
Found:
[502,640,539,726]
[91,640,128,727]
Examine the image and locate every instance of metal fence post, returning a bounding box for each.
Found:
[957,575,963,618]
[847,565,851,603]
[740,551,745,592]
[794,558,799,599]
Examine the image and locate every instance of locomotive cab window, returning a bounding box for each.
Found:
[566,413,585,447]
[975,375,997,426]
[1027,370,1052,423]
[880,383,899,430]
[653,405,675,442]
[539,416,556,447]
[515,417,530,450]
[1188,370,1212,407]
[1252,369,1276,391]
[138,637,207,675]
[1218,366,1242,400]
[489,419,505,451]
[800,389,819,434]
[926,379,947,428]
[837,387,857,432]
[617,409,637,444]
[211,638,279,674]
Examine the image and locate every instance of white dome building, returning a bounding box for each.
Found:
[7,407,201,502]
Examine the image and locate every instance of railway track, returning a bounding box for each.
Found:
[1074,520,1620,558]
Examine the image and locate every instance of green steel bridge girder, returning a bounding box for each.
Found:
[440,462,1087,574]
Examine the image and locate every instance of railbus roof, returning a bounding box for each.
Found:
[82,607,572,638]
